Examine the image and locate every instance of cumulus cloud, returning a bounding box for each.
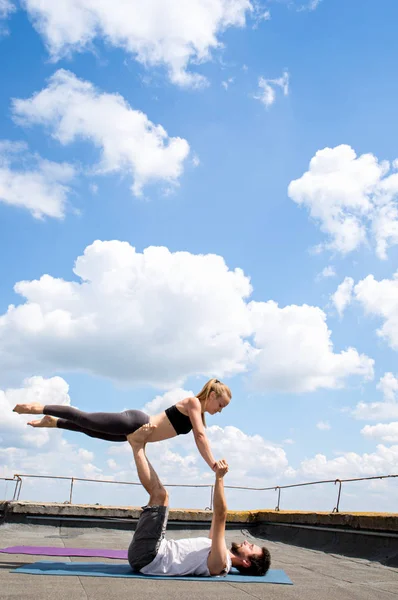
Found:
[0,0,15,35]
[0,241,374,393]
[142,388,195,415]
[142,388,194,415]
[378,372,398,401]
[318,265,336,279]
[12,70,190,196]
[352,373,398,421]
[0,376,71,448]
[248,300,374,393]
[354,272,398,349]
[21,0,252,87]
[361,422,398,444]
[120,423,290,485]
[254,71,289,108]
[0,0,14,19]
[353,401,398,422]
[296,444,398,479]
[288,145,398,258]
[0,375,118,496]
[297,0,322,11]
[207,425,289,480]
[316,421,331,430]
[0,140,76,218]
[0,241,254,388]
[331,276,354,316]
[221,77,234,90]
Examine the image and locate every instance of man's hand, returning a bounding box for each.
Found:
[214,459,228,478]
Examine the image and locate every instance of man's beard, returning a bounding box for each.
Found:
[230,542,241,556]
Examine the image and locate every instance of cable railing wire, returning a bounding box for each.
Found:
[2,472,397,513]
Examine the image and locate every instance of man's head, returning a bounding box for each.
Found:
[230,541,271,576]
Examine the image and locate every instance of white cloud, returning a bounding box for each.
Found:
[288,145,398,258]
[252,6,270,28]
[21,0,253,88]
[352,373,398,421]
[0,0,15,35]
[12,70,190,197]
[221,77,234,90]
[297,0,322,11]
[142,388,194,415]
[139,423,290,484]
[254,71,289,108]
[0,0,15,19]
[0,375,116,493]
[106,459,118,470]
[354,272,398,349]
[0,241,254,388]
[352,401,398,422]
[377,372,398,402]
[331,276,354,316]
[248,300,374,393]
[0,376,71,448]
[296,444,398,479]
[319,266,336,279]
[0,140,76,219]
[361,422,398,444]
[316,421,331,430]
[0,241,373,393]
[207,425,289,480]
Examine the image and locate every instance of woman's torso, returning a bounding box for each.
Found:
[147,398,194,442]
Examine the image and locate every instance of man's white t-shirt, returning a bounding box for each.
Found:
[140,537,232,577]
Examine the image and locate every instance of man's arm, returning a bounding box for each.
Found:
[207,460,229,576]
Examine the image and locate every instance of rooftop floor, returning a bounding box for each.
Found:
[1,522,397,600]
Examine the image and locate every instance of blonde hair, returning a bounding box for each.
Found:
[196,378,232,427]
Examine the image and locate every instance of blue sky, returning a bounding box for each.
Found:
[1,0,398,512]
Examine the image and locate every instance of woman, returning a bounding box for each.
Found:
[13,378,231,472]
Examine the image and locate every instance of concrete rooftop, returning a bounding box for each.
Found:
[1,522,398,600]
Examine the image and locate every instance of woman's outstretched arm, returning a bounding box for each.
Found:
[186,397,217,471]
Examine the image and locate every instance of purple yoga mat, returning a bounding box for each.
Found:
[0,546,128,559]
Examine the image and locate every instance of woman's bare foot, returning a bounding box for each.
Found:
[127,423,156,447]
[27,415,58,428]
[13,402,44,415]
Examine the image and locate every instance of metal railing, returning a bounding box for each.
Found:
[3,472,398,512]
[0,477,19,502]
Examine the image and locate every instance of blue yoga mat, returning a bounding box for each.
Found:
[14,561,293,584]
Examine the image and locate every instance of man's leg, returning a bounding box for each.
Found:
[127,424,169,571]
[128,424,168,506]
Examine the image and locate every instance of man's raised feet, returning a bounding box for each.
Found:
[27,415,58,428]
[127,423,156,447]
[13,403,44,415]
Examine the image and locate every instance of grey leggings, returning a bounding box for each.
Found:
[44,405,150,442]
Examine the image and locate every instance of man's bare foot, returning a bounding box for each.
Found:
[13,402,44,415]
[127,423,156,447]
[27,415,58,428]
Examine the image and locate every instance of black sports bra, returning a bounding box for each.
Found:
[165,405,193,435]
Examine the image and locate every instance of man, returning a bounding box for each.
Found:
[127,423,271,577]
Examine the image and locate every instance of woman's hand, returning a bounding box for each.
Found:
[214,459,229,478]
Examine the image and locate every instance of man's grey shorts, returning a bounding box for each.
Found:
[128,505,169,571]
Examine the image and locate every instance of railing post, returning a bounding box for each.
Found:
[275,486,281,511]
[69,477,75,504]
[13,475,22,501]
[206,485,214,511]
[333,479,342,513]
